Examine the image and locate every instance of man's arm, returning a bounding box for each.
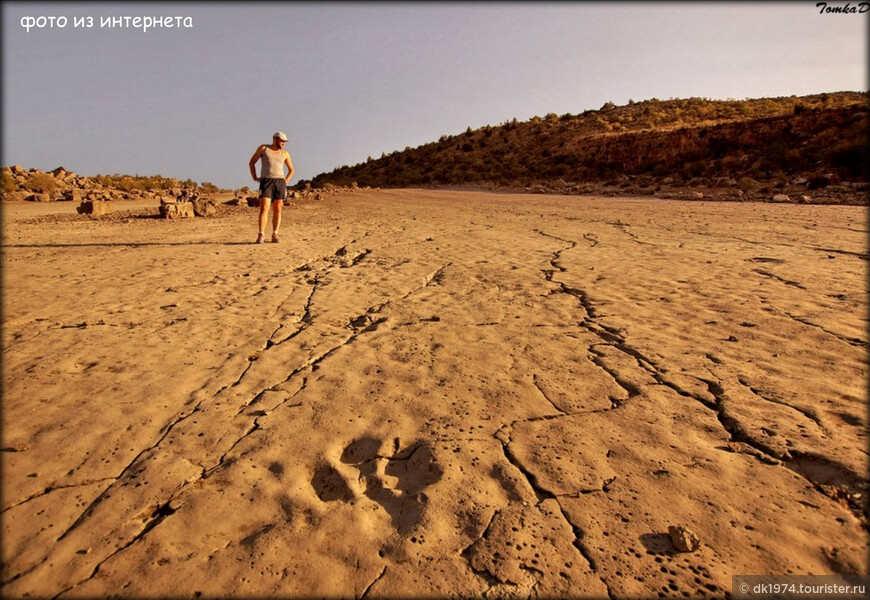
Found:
[284,152,295,183]
[249,146,266,181]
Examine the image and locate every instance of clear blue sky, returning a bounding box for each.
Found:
[2,1,867,190]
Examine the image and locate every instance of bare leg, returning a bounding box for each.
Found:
[272,201,282,236]
[258,198,271,235]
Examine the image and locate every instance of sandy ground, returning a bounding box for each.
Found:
[1,189,867,598]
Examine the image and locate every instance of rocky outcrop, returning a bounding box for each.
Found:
[159,199,195,219]
[76,200,114,216]
[192,197,217,217]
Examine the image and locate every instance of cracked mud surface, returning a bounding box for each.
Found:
[2,190,867,598]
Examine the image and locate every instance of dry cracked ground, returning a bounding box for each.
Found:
[1,190,867,598]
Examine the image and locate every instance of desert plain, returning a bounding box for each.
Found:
[1,189,867,598]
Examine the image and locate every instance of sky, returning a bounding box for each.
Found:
[2,1,867,190]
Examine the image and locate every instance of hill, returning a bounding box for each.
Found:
[305,92,869,204]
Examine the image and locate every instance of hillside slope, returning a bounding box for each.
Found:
[306,92,869,203]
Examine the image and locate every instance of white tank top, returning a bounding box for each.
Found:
[260,148,287,178]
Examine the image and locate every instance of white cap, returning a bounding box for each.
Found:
[273,131,288,142]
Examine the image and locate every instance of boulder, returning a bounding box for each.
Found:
[77,200,114,216]
[192,198,217,217]
[668,525,700,552]
[246,196,260,207]
[2,190,30,202]
[61,189,82,202]
[771,194,790,203]
[159,199,195,219]
[28,193,51,202]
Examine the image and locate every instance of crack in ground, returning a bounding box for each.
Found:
[269,272,319,322]
[460,509,500,556]
[55,400,202,542]
[267,274,320,347]
[0,560,43,587]
[531,374,569,416]
[459,510,504,589]
[55,351,256,542]
[532,227,866,556]
[606,221,650,246]
[769,306,868,349]
[51,499,181,598]
[236,261,453,417]
[1,477,117,513]
[752,268,807,290]
[695,375,867,520]
[810,246,869,260]
[588,346,641,403]
[737,377,829,434]
[7,243,388,588]
[492,429,611,594]
[359,565,387,599]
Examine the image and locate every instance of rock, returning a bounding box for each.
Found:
[668,525,700,552]
[2,190,30,202]
[246,196,260,207]
[159,199,195,219]
[313,193,322,201]
[224,198,241,206]
[772,194,790,203]
[28,193,51,202]
[192,198,217,217]
[690,192,704,199]
[77,200,114,216]
[61,189,82,202]
[799,195,812,204]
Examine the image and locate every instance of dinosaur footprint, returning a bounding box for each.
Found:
[311,437,443,534]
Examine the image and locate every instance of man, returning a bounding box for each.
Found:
[248,131,295,243]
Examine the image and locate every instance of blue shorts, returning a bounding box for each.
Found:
[259,178,287,200]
